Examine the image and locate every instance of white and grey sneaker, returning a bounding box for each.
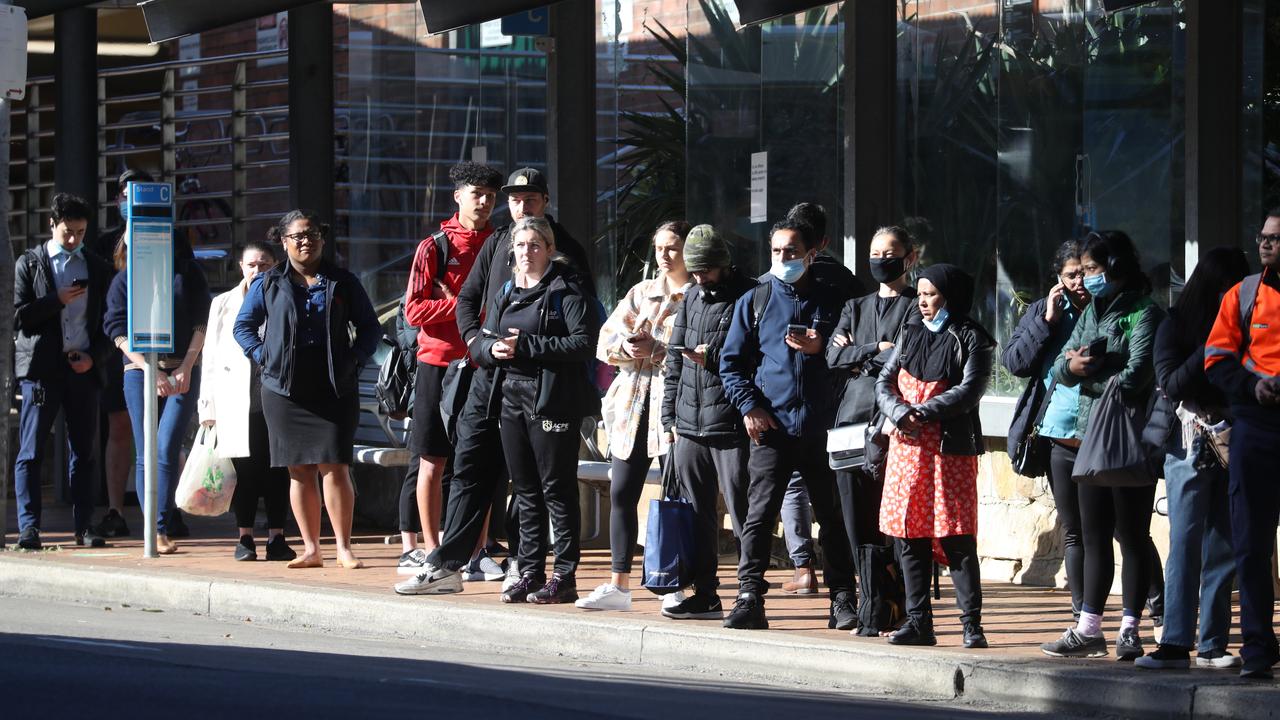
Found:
[462,550,509,582]
[1197,651,1243,669]
[396,549,430,576]
[394,566,463,595]
[661,589,687,611]
[575,583,631,611]
[501,559,522,593]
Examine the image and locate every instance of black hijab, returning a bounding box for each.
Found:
[899,263,976,382]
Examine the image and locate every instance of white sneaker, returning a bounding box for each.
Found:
[394,566,463,595]
[1197,651,1243,669]
[396,549,430,576]
[575,583,631,611]
[661,589,687,611]
[501,560,522,593]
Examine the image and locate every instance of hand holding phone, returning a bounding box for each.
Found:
[71,278,89,289]
[1086,337,1108,358]
[786,323,809,337]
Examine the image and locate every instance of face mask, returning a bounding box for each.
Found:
[1082,272,1111,298]
[869,257,906,284]
[769,255,808,285]
[922,306,950,333]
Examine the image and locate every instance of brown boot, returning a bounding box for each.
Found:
[781,565,817,594]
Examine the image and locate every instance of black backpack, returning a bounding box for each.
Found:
[374,231,449,419]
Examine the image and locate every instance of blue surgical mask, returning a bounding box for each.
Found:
[922,307,950,333]
[1082,272,1111,298]
[769,256,808,284]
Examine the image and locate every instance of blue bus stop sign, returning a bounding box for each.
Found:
[126,182,175,354]
[501,7,549,36]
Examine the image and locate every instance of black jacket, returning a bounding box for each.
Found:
[104,257,212,369]
[661,268,756,439]
[456,215,593,346]
[14,243,113,384]
[810,253,866,301]
[826,289,919,427]
[1146,310,1229,450]
[472,262,601,420]
[232,260,381,398]
[1000,297,1081,462]
[876,317,995,456]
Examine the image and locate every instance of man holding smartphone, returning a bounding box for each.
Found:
[12,193,114,549]
[718,217,857,630]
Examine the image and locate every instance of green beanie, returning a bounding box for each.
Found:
[682,224,731,272]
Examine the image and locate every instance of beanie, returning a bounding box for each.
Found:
[682,224,731,272]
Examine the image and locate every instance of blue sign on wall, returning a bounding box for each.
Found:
[501,7,549,36]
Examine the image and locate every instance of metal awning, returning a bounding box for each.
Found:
[419,0,559,35]
[732,0,836,27]
[15,1,99,20]
[138,0,318,43]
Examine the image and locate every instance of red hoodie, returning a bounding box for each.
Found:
[405,214,491,366]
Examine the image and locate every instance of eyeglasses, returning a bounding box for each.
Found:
[1257,233,1280,247]
[283,230,320,243]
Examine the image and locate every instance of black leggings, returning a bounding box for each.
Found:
[1048,443,1084,614]
[836,467,885,549]
[230,412,290,530]
[610,407,656,574]
[896,534,982,627]
[1079,482,1157,616]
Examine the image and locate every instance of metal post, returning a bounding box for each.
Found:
[288,2,335,233]
[142,352,159,558]
[547,0,596,240]
[54,6,99,239]
[0,0,11,545]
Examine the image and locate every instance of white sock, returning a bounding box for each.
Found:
[1120,614,1139,632]
[1076,611,1103,637]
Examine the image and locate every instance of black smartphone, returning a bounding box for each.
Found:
[1086,337,1107,357]
[71,278,88,289]
[786,324,809,336]
[480,328,501,338]
[667,344,688,353]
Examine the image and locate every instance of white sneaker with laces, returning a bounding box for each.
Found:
[1197,652,1243,669]
[661,589,687,611]
[477,554,507,581]
[394,566,463,595]
[501,561,521,593]
[575,583,631,611]
[396,548,430,576]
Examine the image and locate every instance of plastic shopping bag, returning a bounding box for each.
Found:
[641,460,696,596]
[176,426,238,516]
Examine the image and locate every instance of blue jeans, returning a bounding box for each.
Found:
[123,367,201,535]
[1162,436,1235,653]
[781,472,815,566]
[14,371,100,534]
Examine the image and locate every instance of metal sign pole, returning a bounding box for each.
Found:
[142,352,159,558]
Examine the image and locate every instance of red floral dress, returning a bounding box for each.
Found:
[879,369,979,541]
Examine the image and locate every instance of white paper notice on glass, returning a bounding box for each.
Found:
[128,223,175,353]
[0,5,29,101]
[749,152,768,224]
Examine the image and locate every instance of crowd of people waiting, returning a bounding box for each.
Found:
[11,161,1280,679]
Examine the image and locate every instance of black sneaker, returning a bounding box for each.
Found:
[528,574,578,605]
[16,527,41,551]
[1041,628,1107,658]
[723,592,768,630]
[501,574,545,604]
[75,529,108,548]
[94,509,130,538]
[663,592,724,620]
[234,535,257,561]
[265,535,296,562]
[963,622,988,649]
[167,510,191,538]
[1116,627,1144,662]
[828,592,857,631]
[1134,643,1190,670]
[1240,653,1279,680]
[888,620,937,646]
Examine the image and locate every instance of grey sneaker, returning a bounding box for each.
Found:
[394,566,462,595]
[1197,651,1243,669]
[1041,628,1107,658]
[1135,644,1190,670]
[462,550,508,582]
[1116,627,1144,662]
[397,549,430,576]
[501,559,522,593]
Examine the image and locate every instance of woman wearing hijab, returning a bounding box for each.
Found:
[875,263,995,648]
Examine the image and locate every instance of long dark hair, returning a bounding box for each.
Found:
[1083,230,1151,295]
[1173,247,1251,350]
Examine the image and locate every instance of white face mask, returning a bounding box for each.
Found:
[769,255,809,284]
[922,306,950,333]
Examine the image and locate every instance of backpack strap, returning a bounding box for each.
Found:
[750,281,771,335]
[431,230,450,282]
[1239,273,1263,357]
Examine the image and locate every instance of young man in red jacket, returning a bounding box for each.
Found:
[396,162,502,576]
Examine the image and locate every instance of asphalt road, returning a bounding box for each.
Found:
[0,596,1050,719]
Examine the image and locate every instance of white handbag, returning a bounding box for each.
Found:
[826,423,869,470]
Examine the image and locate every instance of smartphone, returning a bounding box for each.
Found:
[1086,337,1107,357]
[786,324,810,336]
[480,328,501,338]
[71,278,88,289]
[667,344,688,353]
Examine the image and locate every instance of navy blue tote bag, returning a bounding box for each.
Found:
[642,458,696,595]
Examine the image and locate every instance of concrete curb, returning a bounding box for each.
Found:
[0,555,1271,717]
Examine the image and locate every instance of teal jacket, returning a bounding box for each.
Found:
[1051,289,1165,439]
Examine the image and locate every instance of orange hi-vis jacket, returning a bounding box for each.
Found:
[1205,268,1280,408]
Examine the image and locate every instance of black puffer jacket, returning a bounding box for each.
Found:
[826,290,919,427]
[1000,296,1081,472]
[875,317,995,456]
[661,269,756,439]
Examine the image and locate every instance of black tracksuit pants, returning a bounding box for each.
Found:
[673,434,750,594]
[738,430,855,598]
[835,467,886,549]
[897,534,982,628]
[1228,414,1280,667]
[229,411,290,530]
[499,376,581,579]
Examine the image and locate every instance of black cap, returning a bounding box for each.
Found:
[501,168,549,195]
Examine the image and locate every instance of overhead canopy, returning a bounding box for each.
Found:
[138,0,316,43]
[419,0,555,35]
[15,1,99,20]
[731,0,834,27]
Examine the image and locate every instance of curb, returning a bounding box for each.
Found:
[0,555,1271,717]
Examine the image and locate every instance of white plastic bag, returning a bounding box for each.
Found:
[176,426,237,516]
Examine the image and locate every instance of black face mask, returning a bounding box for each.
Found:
[869,257,906,284]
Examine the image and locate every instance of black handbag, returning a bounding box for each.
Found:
[1072,378,1155,487]
[374,336,415,420]
[853,543,906,636]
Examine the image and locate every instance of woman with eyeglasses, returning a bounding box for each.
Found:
[234,210,381,569]
[104,232,211,555]
[1040,230,1165,661]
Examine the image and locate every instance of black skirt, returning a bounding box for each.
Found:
[260,346,358,467]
